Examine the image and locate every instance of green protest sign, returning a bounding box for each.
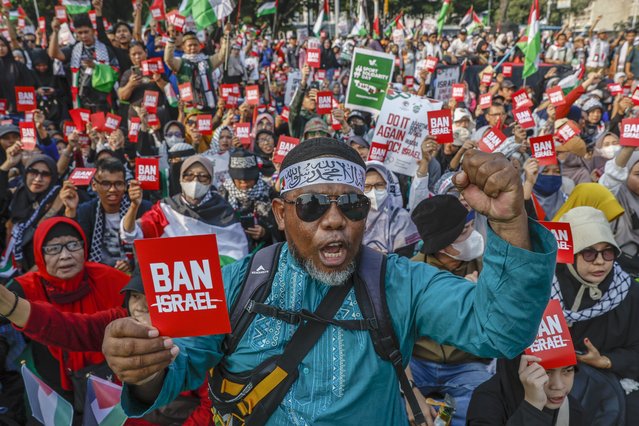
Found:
[345,48,396,114]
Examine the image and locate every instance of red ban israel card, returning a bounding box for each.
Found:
[632,88,639,106]
[54,5,67,22]
[90,112,106,131]
[512,88,533,110]
[425,56,438,73]
[367,141,388,162]
[546,86,566,106]
[273,135,300,164]
[316,91,333,115]
[128,117,141,142]
[15,87,36,112]
[135,157,160,190]
[479,93,492,109]
[134,234,231,337]
[540,221,574,264]
[104,113,122,132]
[196,114,213,135]
[404,76,414,88]
[19,122,37,151]
[68,168,96,186]
[427,109,453,144]
[234,123,251,147]
[315,69,326,81]
[141,58,163,76]
[513,107,535,129]
[556,120,580,143]
[452,84,465,101]
[529,135,557,166]
[480,72,493,85]
[143,91,160,113]
[620,117,639,147]
[220,84,240,100]
[502,63,513,77]
[281,107,290,122]
[608,83,623,96]
[245,85,260,105]
[69,108,91,132]
[524,299,577,370]
[478,127,506,153]
[179,83,194,103]
[307,48,321,68]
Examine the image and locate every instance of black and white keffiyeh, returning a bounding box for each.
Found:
[551,263,632,325]
[223,178,270,215]
[88,196,131,263]
[70,40,110,69]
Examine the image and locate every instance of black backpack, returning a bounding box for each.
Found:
[208,243,426,425]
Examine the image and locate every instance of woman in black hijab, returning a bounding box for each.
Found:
[0,35,36,114]
[31,48,69,123]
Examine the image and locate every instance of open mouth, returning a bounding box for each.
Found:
[319,241,347,267]
[548,396,565,405]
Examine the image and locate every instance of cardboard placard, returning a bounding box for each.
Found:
[556,120,580,143]
[135,157,160,190]
[68,168,96,186]
[631,88,639,106]
[307,48,321,68]
[513,107,535,129]
[480,72,493,85]
[427,109,453,144]
[54,5,67,22]
[546,86,566,106]
[128,117,141,142]
[451,84,465,101]
[104,113,122,132]
[273,135,300,164]
[69,108,91,132]
[404,76,415,88]
[512,88,533,110]
[478,127,507,153]
[196,114,213,135]
[529,135,557,166]
[143,91,160,113]
[540,221,574,264]
[524,299,577,370]
[133,234,231,337]
[502,63,513,77]
[90,112,106,132]
[479,93,492,109]
[620,117,639,147]
[141,58,163,76]
[178,83,193,103]
[15,86,36,112]
[0,99,6,115]
[281,106,290,122]
[316,91,333,115]
[19,122,37,150]
[245,85,260,105]
[425,56,438,73]
[608,83,623,96]
[234,123,251,147]
[344,48,395,114]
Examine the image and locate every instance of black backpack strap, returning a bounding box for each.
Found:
[224,242,284,354]
[245,279,355,424]
[355,246,427,426]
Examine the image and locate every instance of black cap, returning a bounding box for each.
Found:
[0,124,19,138]
[501,80,515,89]
[228,150,260,180]
[411,195,468,254]
[460,28,468,35]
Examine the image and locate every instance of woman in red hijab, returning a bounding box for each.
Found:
[4,217,129,403]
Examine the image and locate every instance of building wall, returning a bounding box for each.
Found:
[568,0,636,31]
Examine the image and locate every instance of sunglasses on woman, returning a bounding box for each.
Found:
[42,240,84,256]
[579,247,616,263]
[281,193,370,223]
[26,168,53,178]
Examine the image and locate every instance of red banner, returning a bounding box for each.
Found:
[529,135,557,166]
[134,234,231,337]
[524,299,577,370]
[135,157,160,190]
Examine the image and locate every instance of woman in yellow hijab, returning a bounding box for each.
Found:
[552,183,625,222]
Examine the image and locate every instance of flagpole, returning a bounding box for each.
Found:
[335,0,339,37]
[32,0,39,20]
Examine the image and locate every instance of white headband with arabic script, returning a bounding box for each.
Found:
[279,157,366,194]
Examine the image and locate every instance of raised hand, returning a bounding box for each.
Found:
[1,142,23,171]
[519,355,548,411]
[60,181,80,214]
[128,179,143,207]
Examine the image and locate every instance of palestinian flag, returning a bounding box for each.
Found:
[350,0,368,37]
[257,1,276,17]
[61,0,91,15]
[460,6,482,33]
[383,12,403,37]
[517,0,541,79]
[82,375,127,426]
[139,196,249,265]
[437,0,452,35]
[21,365,73,426]
[313,0,329,35]
[180,0,235,30]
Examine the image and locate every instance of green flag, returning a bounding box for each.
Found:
[257,1,276,17]
[518,0,541,79]
[191,0,235,30]
[437,0,452,35]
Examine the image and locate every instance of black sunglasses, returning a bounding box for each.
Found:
[26,168,53,178]
[579,247,616,263]
[281,193,370,223]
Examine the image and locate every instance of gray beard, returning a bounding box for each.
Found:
[288,241,355,287]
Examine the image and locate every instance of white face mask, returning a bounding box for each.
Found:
[181,181,210,200]
[446,230,485,262]
[165,135,184,148]
[365,189,388,211]
[600,145,621,160]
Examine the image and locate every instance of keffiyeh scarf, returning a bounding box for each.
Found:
[88,196,131,263]
[223,178,270,215]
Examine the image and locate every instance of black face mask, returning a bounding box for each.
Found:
[352,124,368,136]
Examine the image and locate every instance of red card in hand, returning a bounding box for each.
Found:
[524,299,577,370]
[367,142,388,162]
[555,120,580,143]
[196,114,213,135]
[143,91,160,113]
[273,135,300,164]
[69,108,91,132]
[104,113,122,132]
[540,221,574,264]
[316,91,333,115]
[620,117,639,147]
[529,135,557,166]
[478,127,506,153]
[133,234,231,337]
[90,112,106,132]
[68,168,97,186]
[128,117,141,142]
[512,88,533,110]
[451,84,465,101]
[427,109,453,144]
[15,87,36,112]
[245,85,260,105]
[425,56,438,73]
[19,122,37,151]
[502,63,513,77]
[513,107,535,130]
[479,93,492,109]
[546,86,566,106]
[179,83,194,103]
[307,48,321,68]
[135,157,160,190]
[234,123,252,147]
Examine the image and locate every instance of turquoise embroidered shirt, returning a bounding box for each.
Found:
[122,219,557,425]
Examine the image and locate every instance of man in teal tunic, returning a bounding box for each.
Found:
[102,138,557,425]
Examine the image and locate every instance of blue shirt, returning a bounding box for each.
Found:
[122,219,557,424]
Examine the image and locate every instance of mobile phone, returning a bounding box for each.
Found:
[240,214,257,229]
[131,66,142,77]
[310,81,320,90]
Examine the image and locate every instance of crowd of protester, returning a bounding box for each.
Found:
[0,1,637,424]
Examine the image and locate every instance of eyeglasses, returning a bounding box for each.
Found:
[26,168,53,179]
[364,183,386,192]
[186,120,198,126]
[42,240,84,256]
[165,132,183,138]
[579,247,616,262]
[182,173,211,183]
[94,179,126,191]
[281,193,370,223]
